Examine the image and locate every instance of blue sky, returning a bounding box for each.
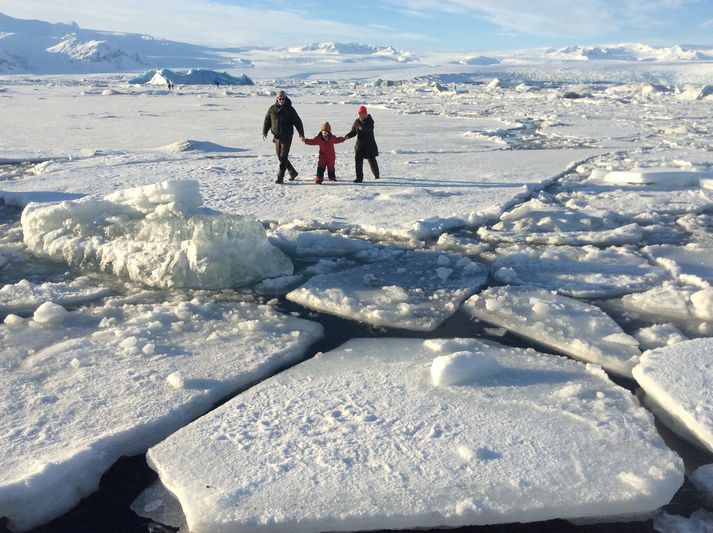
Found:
[0,0,711,52]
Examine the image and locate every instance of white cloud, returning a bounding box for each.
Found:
[0,0,403,48]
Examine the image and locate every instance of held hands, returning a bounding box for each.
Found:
[299,136,306,142]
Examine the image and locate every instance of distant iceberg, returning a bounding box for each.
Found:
[128,68,254,86]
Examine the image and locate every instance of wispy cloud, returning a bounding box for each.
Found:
[0,0,400,48]
[384,0,703,40]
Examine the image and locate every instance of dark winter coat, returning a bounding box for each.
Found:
[263,97,305,141]
[303,132,345,168]
[345,114,378,158]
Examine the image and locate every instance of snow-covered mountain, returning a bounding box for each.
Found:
[287,41,416,62]
[0,12,247,73]
[2,12,713,78]
[544,43,713,62]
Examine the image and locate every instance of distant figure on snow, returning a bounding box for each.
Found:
[262,90,305,184]
[302,122,345,184]
[344,105,379,183]
[216,80,220,88]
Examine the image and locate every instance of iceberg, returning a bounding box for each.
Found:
[21,180,293,289]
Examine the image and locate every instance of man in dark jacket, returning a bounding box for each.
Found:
[344,105,379,183]
[262,90,305,184]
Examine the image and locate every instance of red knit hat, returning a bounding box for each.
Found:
[358,105,367,115]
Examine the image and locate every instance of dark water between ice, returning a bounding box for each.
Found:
[0,193,711,533]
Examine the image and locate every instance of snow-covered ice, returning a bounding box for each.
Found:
[644,243,713,287]
[633,338,713,454]
[491,244,670,298]
[0,295,323,531]
[147,337,683,533]
[463,285,640,376]
[21,180,293,289]
[0,278,111,314]
[287,250,488,331]
[476,196,644,246]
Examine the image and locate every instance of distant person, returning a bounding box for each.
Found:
[344,105,379,183]
[216,80,220,88]
[302,122,345,184]
[262,90,305,184]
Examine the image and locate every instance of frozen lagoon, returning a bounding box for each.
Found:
[1,72,713,532]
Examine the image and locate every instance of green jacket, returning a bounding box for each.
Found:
[262,97,304,141]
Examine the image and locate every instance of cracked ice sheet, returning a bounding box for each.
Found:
[0,296,323,532]
[0,278,112,314]
[147,337,682,533]
[463,286,640,377]
[633,337,713,454]
[286,250,488,331]
[492,244,670,298]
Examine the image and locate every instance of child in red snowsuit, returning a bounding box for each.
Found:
[302,122,345,184]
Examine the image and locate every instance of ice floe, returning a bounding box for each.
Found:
[147,337,683,533]
[644,243,713,287]
[286,250,488,331]
[633,338,713,453]
[491,244,670,298]
[0,296,323,531]
[0,278,111,314]
[691,464,713,506]
[463,285,640,376]
[477,196,643,246]
[654,509,713,533]
[21,180,293,289]
[600,168,713,186]
[604,282,713,337]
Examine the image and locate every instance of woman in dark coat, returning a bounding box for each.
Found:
[344,105,379,183]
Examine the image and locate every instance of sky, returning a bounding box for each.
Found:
[0,0,711,53]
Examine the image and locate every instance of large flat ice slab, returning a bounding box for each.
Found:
[0,296,323,532]
[492,244,670,298]
[287,250,488,331]
[633,337,713,454]
[463,286,640,376]
[21,180,293,289]
[148,337,682,533]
